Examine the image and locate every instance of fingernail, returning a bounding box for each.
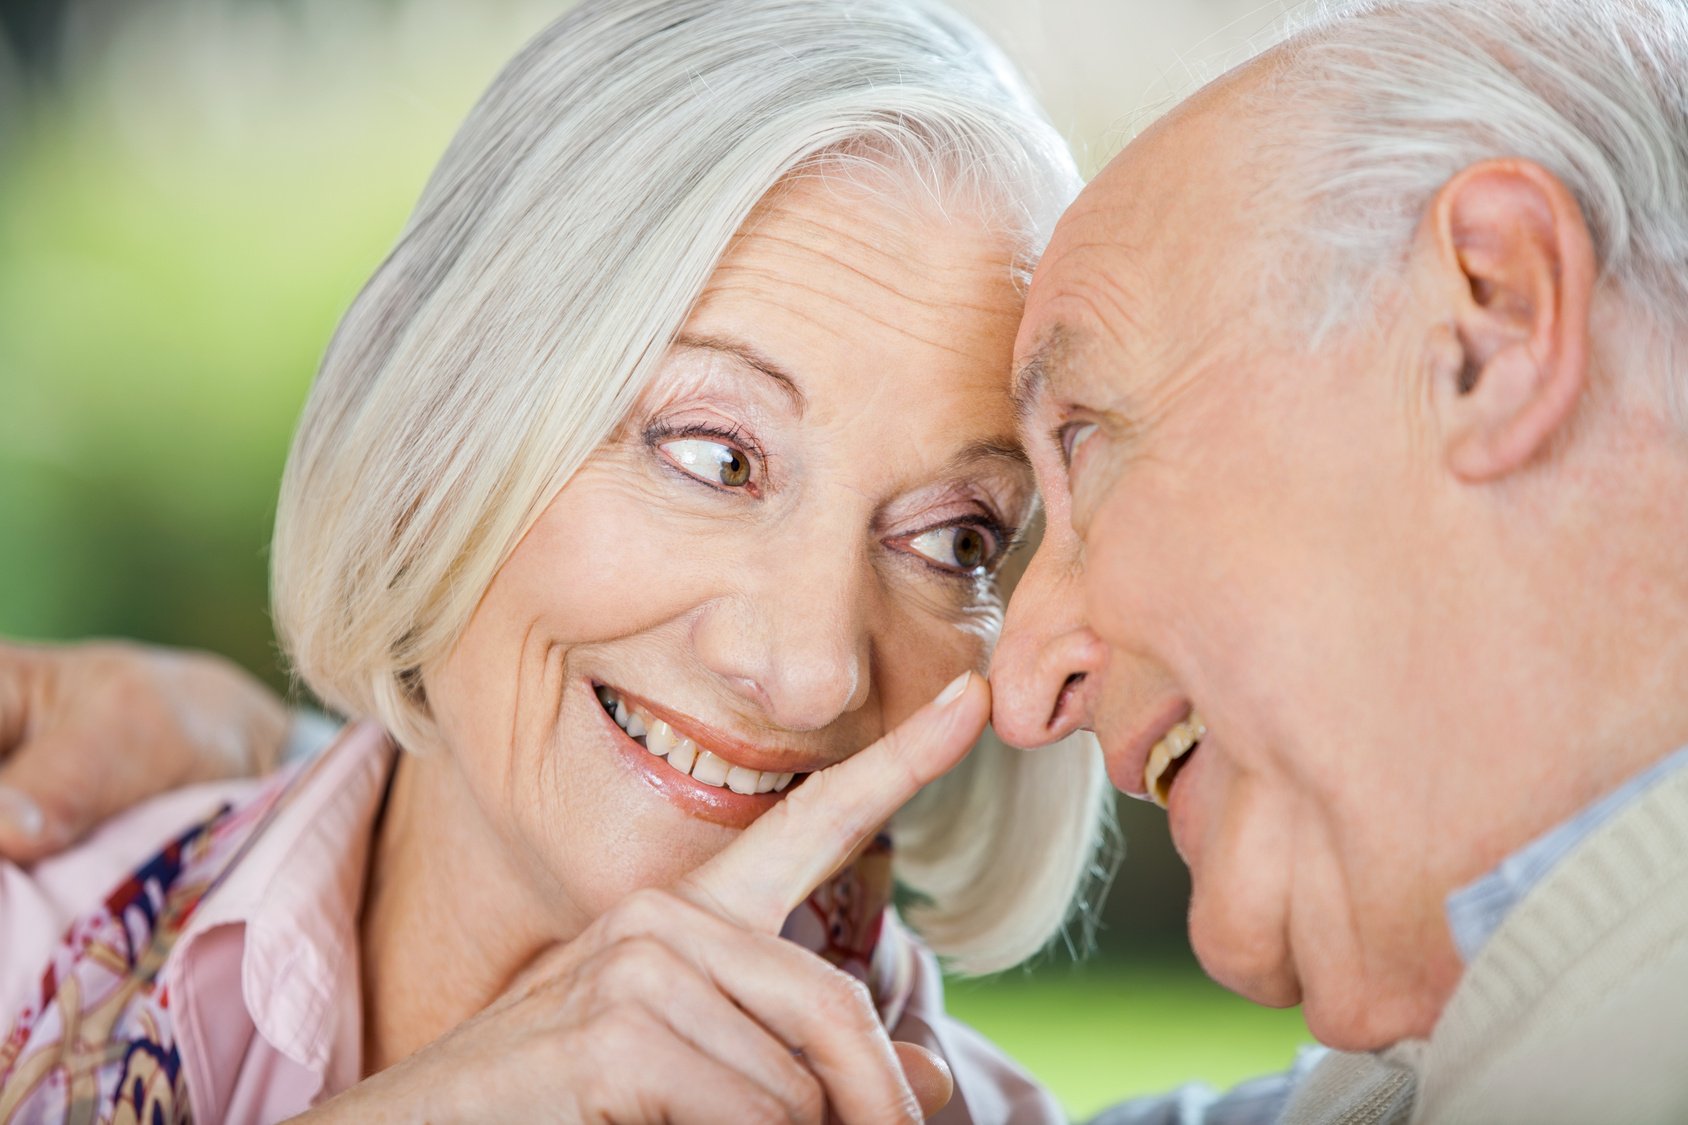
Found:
[0,787,44,842]
[935,671,971,707]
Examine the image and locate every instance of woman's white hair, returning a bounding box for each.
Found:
[1271,0,1688,420]
[272,0,1110,974]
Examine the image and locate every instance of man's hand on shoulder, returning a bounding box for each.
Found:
[0,639,289,862]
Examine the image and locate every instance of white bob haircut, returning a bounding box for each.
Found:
[272,0,1111,974]
[1273,0,1688,419]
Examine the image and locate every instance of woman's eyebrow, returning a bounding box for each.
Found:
[674,332,807,415]
[950,436,1031,473]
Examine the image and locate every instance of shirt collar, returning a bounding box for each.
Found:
[1445,742,1688,961]
[174,722,394,1112]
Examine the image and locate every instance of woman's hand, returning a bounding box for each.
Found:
[297,671,990,1125]
[0,639,290,862]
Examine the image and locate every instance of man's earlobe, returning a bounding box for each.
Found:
[1424,159,1597,482]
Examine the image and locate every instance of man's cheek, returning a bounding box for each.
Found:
[1079,491,1162,622]
[1081,546,1142,646]
[1084,530,1186,646]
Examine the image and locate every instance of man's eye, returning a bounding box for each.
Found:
[661,438,753,488]
[905,526,994,574]
[1059,421,1100,465]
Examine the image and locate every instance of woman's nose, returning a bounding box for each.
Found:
[990,528,1107,748]
[692,546,872,732]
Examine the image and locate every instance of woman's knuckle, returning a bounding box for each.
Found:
[605,935,677,986]
[738,1089,792,1125]
[775,1067,825,1124]
[608,886,680,936]
[595,1002,653,1052]
[814,972,876,1029]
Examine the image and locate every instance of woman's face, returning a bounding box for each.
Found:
[424,173,1034,930]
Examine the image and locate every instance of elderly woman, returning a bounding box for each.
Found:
[0,0,1110,1121]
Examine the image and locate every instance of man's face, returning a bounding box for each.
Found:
[994,78,1522,1050]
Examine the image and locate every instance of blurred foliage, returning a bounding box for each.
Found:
[0,0,555,683]
[0,1,1312,1114]
[949,957,1309,1120]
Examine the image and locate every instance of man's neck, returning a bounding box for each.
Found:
[1478,427,1688,839]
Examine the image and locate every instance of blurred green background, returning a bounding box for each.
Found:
[0,0,1310,1117]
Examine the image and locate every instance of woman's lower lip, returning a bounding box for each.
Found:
[595,692,786,830]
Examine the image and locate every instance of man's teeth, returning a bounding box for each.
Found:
[596,686,797,795]
[1144,712,1206,810]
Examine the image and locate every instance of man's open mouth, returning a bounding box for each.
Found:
[1144,711,1205,808]
[594,683,803,796]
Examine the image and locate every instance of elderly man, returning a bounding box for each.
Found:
[3,0,1685,1121]
[988,0,1688,1119]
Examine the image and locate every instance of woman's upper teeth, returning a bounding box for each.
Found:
[598,686,797,795]
[1144,711,1206,809]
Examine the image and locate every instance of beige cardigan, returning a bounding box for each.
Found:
[1281,765,1688,1124]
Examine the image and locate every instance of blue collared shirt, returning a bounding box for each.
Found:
[1444,742,1688,962]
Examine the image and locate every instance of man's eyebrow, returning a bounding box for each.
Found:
[1012,329,1067,424]
[674,332,807,413]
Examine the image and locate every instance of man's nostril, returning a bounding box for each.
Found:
[1050,672,1087,732]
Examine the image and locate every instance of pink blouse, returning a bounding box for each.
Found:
[0,723,1059,1124]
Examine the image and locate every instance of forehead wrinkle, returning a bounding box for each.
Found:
[702,267,1008,367]
[1034,181,1155,348]
[748,225,1016,323]
[1041,245,1145,356]
[753,200,998,282]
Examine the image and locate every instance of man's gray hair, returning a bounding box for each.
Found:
[1276,0,1688,417]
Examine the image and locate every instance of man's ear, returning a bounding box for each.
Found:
[1419,159,1597,481]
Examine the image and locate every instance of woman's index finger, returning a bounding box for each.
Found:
[679,672,989,933]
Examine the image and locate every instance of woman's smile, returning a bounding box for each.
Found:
[592,679,818,829]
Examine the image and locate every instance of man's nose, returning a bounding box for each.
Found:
[990,525,1106,748]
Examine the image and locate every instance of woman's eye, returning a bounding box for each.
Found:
[1059,421,1100,465]
[662,438,753,488]
[906,526,994,574]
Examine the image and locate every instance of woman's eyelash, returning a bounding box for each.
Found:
[968,514,1014,560]
[900,512,1019,579]
[642,419,760,456]
[642,419,767,494]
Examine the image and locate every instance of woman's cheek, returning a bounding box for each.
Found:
[873,599,993,728]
